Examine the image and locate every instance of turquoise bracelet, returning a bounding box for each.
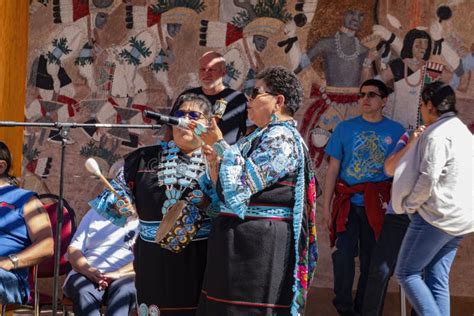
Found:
[212,139,230,157]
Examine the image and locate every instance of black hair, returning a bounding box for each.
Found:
[256,66,303,115]
[421,81,457,114]
[400,29,432,61]
[437,5,452,23]
[0,141,17,185]
[0,141,12,177]
[174,93,213,118]
[360,79,390,98]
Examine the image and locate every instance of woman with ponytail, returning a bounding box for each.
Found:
[392,82,473,316]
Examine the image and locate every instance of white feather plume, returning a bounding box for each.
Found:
[387,14,402,30]
[85,158,102,177]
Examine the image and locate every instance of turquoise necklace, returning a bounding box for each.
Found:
[157,141,205,215]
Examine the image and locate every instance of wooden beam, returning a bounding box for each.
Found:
[0,1,29,177]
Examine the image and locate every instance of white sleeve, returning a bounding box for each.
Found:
[67,208,95,253]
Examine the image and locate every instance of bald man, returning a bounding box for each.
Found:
[170,51,248,145]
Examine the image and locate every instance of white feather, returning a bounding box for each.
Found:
[447,0,464,5]
[85,158,102,177]
[387,14,402,30]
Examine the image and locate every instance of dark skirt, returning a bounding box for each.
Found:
[197,215,295,316]
[134,238,207,316]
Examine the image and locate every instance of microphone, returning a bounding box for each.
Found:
[143,110,189,129]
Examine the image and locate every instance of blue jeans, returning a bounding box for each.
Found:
[64,273,137,316]
[332,204,376,314]
[395,213,462,316]
[0,268,28,304]
[362,214,411,316]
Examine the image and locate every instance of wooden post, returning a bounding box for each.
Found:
[0,1,29,177]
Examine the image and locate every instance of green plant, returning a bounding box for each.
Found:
[80,140,120,166]
[150,0,206,14]
[119,36,152,66]
[47,37,72,65]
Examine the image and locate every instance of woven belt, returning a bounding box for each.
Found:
[220,206,292,220]
[139,218,211,243]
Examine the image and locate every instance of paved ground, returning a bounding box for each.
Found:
[4,287,474,315]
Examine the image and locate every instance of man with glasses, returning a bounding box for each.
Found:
[322,79,404,315]
[170,51,248,145]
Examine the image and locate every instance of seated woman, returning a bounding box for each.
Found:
[90,93,213,316]
[196,66,318,316]
[0,141,54,305]
[392,82,473,316]
[63,205,139,316]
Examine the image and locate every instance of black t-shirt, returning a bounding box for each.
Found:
[171,87,248,145]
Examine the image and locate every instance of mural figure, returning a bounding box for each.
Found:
[297,9,369,169]
[364,24,458,130]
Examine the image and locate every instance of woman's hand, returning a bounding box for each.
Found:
[114,197,136,218]
[196,117,223,146]
[202,145,221,183]
[407,125,426,148]
[85,267,104,284]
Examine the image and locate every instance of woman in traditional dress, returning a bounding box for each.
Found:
[195,66,318,316]
[90,93,213,316]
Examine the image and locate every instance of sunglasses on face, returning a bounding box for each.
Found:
[175,110,204,121]
[357,91,383,99]
[247,87,276,100]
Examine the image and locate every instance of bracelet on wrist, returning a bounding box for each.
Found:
[212,139,230,158]
[363,58,373,68]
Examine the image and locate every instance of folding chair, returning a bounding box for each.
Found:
[30,193,77,316]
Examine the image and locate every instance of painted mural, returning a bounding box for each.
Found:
[24,0,474,295]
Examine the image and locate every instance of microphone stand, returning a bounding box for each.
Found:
[0,120,161,315]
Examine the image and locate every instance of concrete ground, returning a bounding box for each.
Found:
[4,287,474,315]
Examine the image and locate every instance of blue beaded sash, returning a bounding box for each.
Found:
[139,218,212,243]
[220,206,292,219]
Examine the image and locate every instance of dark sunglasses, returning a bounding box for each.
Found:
[247,87,277,100]
[358,91,383,99]
[175,110,204,120]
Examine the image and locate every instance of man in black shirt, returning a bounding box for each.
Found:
[170,51,248,145]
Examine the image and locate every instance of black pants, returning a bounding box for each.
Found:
[361,213,411,316]
[332,204,376,315]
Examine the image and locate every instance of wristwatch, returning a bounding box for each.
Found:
[8,254,19,270]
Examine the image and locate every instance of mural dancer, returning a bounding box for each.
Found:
[198,1,292,93]
[363,27,446,130]
[322,80,404,315]
[196,66,318,316]
[296,8,370,169]
[89,94,213,316]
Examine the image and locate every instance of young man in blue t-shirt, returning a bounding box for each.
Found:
[323,79,404,315]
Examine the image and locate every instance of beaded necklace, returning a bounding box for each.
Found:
[157,141,205,216]
[334,31,361,61]
[404,59,425,88]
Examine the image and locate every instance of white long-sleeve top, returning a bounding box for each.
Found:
[393,112,473,236]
